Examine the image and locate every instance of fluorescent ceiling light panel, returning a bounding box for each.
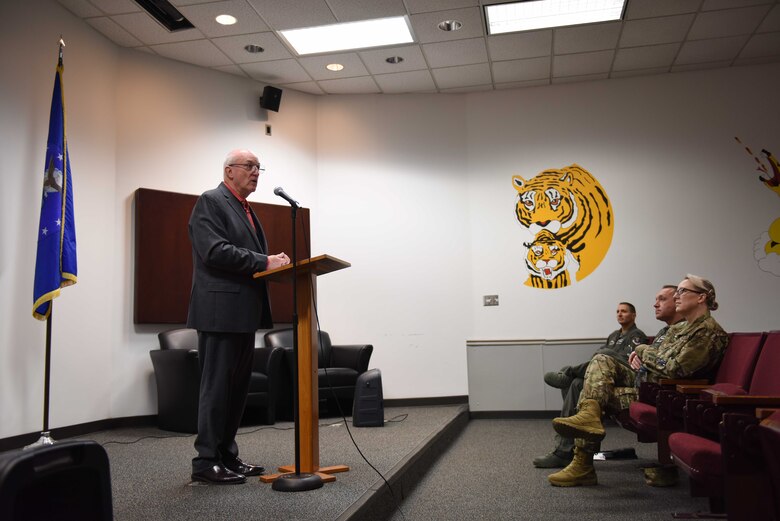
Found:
[280,16,413,55]
[486,0,627,35]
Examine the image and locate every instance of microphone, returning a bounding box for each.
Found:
[273,186,300,208]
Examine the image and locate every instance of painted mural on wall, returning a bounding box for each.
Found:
[736,137,780,276]
[512,163,613,289]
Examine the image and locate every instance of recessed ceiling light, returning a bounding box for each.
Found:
[244,44,264,53]
[215,14,237,25]
[326,63,345,72]
[438,20,462,32]
[485,0,627,35]
[279,16,414,55]
[385,56,404,64]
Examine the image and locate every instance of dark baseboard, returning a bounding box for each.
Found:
[469,410,558,420]
[383,395,468,408]
[0,415,157,453]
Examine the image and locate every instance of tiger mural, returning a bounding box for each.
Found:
[513,164,613,283]
[523,230,579,289]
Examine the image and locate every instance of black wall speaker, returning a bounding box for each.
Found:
[0,440,113,521]
[259,86,282,112]
[353,368,384,427]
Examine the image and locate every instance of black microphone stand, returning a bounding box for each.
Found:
[272,202,323,492]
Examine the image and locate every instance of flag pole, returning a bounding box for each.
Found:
[25,37,68,450]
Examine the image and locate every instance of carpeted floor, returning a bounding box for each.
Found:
[388,418,710,521]
[65,406,710,521]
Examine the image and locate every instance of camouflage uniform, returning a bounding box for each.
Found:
[575,315,727,451]
[634,313,728,383]
[553,325,647,455]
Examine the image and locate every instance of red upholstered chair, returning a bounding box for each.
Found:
[758,409,780,520]
[668,331,780,516]
[623,332,764,464]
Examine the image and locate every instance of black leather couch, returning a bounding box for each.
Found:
[263,328,373,419]
[149,328,284,433]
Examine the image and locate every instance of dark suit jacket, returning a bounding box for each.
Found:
[186,182,273,332]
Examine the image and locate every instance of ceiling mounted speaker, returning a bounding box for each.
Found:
[259,86,282,112]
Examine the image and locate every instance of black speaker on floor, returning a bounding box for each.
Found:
[353,368,384,427]
[0,440,113,521]
[259,86,282,112]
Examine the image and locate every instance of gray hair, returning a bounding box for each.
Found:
[685,274,719,311]
[223,149,252,168]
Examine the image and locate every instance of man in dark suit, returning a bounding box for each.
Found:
[188,148,290,484]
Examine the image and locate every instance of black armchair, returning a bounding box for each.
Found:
[149,328,285,433]
[263,328,373,419]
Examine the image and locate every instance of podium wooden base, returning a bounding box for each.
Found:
[259,464,349,484]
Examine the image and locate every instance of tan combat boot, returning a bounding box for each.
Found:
[552,399,606,442]
[548,447,597,487]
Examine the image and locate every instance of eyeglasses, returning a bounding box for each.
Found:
[675,287,704,296]
[228,163,265,172]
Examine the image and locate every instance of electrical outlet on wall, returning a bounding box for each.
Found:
[483,295,499,306]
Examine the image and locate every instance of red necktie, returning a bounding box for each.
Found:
[242,200,256,231]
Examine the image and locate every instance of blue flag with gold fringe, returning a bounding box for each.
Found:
[33,56,77,320]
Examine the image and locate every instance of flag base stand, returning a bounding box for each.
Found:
[24,431,56,450]
[271,472,323,492]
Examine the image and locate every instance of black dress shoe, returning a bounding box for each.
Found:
[191,464,246,484]
[224,458,265,477]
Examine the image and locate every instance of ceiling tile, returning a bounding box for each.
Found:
[318,76,381,94]
[86,16,143,47]
[423,38,487,68]
[359,45,428,74]
[553,50,614,77]
[552,73,609,84]
[688,5,773,39]
[58,0,103,17]
[492,56,550,83]
[409,7,484,43]
[374,70,437,93]
[170,0,218,5]
[245,0,337,30]
[241,59,312,83]
[280,81,325,95]
[151,39,233,67]
[619,14,695,47]
[702,0,777,10]
[431,62,491,88]
[757,5,780,32]
[625,0,702,19]
[733,54,780,66]
[671,60,733,72]
[178,0,270,38]
[676,35,749,64]
[611,67,669,78]
[298,53,369,80]
[112,12,205,45]
[211,32,292,63]
[739,30,780,58]
[613,43,679,70]
[87,0,141,15]
[488,30,551,61]
[404,0,478,15]
[554,22,621,54]
[212,64,250,77]
[326,0,407,22]
[494,78,550,89]
[440,84,492,93]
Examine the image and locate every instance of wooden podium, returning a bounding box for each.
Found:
[254,254,351,484]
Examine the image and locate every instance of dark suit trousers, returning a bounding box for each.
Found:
[192,331,254,472]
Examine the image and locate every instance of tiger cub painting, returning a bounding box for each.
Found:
[523,230,580,289]
[513,164,613,287]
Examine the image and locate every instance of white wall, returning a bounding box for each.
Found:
[2,0,779,439]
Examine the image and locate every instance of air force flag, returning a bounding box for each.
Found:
[33,58,77,320]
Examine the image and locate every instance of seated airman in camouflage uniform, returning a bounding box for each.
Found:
[548,275,729,487]
[534,302,648,468]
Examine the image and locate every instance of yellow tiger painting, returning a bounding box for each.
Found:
[523,230,579,289]
[513,164,613,282]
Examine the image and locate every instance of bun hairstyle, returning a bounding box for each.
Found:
[685,274,719,311]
